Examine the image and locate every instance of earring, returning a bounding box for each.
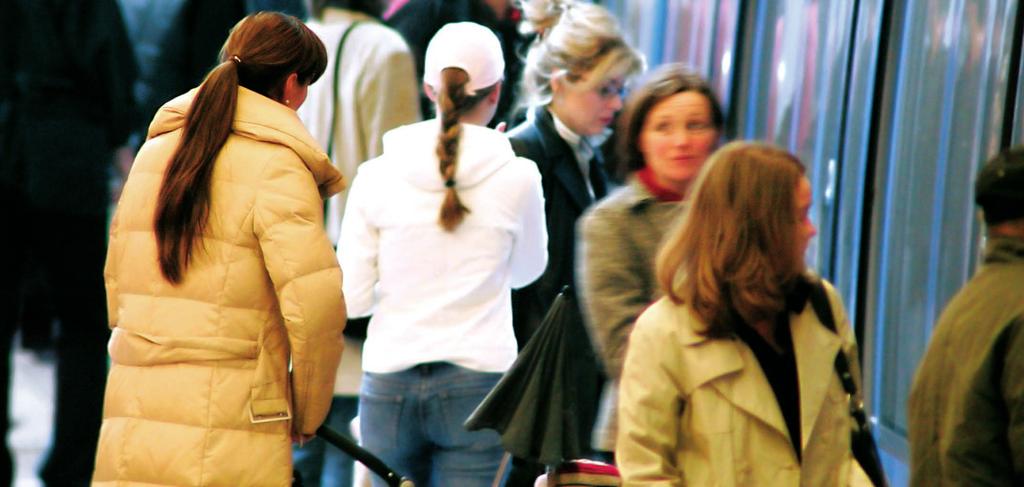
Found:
[285,99,291,106]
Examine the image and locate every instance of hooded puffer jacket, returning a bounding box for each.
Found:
[93,87,347,487]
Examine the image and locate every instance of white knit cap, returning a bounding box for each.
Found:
[423,22,505,94]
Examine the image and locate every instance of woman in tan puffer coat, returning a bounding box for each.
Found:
[92,12,347,486]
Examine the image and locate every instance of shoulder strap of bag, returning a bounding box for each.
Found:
[809,279,889,487]
[808,279,836,333]
[325,21,363,157]
[808,280,861,408]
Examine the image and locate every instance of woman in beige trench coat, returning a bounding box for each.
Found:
[616,142,873,486]
[93,12,346,486]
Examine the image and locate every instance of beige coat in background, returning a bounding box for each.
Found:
[300,7,421,246]
[617,280,873,487]
[93,87,347,487]
[300,7,420,400]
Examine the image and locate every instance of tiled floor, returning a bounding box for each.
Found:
[10,347,54,487]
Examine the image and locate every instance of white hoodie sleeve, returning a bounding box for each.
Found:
[338,164,379,317]
[508,158,548,288]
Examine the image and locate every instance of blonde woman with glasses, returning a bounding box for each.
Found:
[507,0,644,364]
[504,1,643,483]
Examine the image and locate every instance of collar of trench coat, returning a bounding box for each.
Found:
[670,297,848,456]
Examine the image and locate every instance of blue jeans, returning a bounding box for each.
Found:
[293,396,359,487]
[360,363,504,487]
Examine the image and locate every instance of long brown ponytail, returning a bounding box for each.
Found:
[434,68,496,232]
[154,12,327,283]
[153,60,238,283]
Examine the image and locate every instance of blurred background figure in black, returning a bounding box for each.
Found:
[385,0,525,127]
[0,0,137,485]
[118,0,247,155]
[248,0,308,18]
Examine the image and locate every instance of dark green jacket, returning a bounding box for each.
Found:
[908,237,1024,486]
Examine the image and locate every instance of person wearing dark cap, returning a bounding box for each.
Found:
[907,146,1024,486]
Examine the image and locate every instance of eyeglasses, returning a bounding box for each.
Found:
[595,82,626,100]
[564,71,626,100]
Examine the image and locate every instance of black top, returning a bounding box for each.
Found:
[732,280,812,462]
[3,0,138,215]
[506,106,613,347]
[120,0,247,149]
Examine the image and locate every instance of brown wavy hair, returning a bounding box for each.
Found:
[655,142,807,336]
[434,68,498,231]
[154,12,327,283]
[614,63,724,179]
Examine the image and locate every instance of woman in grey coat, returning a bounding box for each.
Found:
[576,64,724,456]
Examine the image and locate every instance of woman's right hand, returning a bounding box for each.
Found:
[292,433,314,446]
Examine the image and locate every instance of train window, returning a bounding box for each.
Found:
[864,0,1015,480]
[728,0,858,281]
[660,0,742,111]
[602,0,666,68]
[605,0,1021,482]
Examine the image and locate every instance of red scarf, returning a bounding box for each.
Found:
[636,166,684,202]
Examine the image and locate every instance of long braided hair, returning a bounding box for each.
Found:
[434,67,497,231]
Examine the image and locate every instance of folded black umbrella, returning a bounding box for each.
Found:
[464,287,602,466]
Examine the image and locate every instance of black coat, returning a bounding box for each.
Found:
[3,0,137,215]
[120,0,246,149]
[0,0,15,151]
[507,106,613,347]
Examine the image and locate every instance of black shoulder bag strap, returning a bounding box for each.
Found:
[808,279,890,487]
[324,20,363,158]
[325,21,370,341]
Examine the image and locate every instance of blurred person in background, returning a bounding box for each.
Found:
[503,1,643,483]
[0,0,136,484]
[339,22,546,487]
[617,142,872,486]
[93,12,346,486]
[386,0,524,126]
[576,64,723,460]
[118,0,247,153]
[293,0,420,485]
[907,147,1024,486]
[508,0,644,348]
[302,0,421,245]
[248,0,308,18]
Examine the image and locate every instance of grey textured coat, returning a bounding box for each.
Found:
[576,177,684,451]
[908,237,1024,486]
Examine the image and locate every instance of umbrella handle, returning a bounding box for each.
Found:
[316,425,414,487]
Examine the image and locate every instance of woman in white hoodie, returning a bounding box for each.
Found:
[338,22,547,487]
